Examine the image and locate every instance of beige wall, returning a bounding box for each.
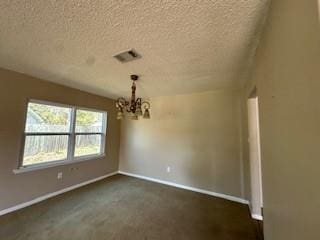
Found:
[242,0,320,239]
[0,68,120,211]
[119,89,245,199]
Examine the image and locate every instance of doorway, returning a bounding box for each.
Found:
[247,89,263,221]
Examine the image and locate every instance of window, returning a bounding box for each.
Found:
[21,100,107,168]
[74,109,105,157]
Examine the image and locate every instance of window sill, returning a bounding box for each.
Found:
[13,154,106,174]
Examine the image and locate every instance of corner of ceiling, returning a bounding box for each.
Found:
[237,0,272,92]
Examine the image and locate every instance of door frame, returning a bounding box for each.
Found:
[247,87,263,220]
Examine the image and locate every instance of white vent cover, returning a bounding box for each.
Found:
[113,49,141,63]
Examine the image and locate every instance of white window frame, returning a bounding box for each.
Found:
[14,99,107,174]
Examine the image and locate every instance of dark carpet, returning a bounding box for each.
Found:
[0,174,259,240]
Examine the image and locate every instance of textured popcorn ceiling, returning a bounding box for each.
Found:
[0,0,269,99]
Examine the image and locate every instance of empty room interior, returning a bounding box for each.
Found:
[0,0,319,239]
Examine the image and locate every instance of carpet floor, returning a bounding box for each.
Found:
[0,174,260,240]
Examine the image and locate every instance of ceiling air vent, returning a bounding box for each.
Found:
[113,49,141,63]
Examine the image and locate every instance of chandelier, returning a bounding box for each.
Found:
[115,75,151,120]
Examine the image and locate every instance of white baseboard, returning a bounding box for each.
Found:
[118,171,249,205]
[0,171,118,216]
[248,204,264,221]
[252,214,263,221]
[1,171,256,219]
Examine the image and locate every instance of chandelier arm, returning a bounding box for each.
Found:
[116,97,127,108]
[135,98,142,105]
[126,102,132,112]
[141,101,151,109]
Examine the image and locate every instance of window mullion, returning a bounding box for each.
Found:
[100,133,106,155]
[100,113,106,155]
[25,132,70,136]
[67,107,77,161]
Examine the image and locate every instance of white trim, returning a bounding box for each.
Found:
[248,203,264,221]
[13,154,105,174]
[0,171,118,216]
[20,99,108,171]
[29,98,74,109]
[118,171,249,205]
[1,171,257,219]
[252,214,263,221]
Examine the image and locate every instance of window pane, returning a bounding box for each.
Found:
[74,134,102,157]
[25,102,72,133]
[75,110,105,133]
[23,135,68,166]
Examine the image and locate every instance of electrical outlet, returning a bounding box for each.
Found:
[57,172,63,179]
[167,166,171,173]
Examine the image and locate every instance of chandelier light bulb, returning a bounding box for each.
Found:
[143,108,150,119]
[116,109,124,120]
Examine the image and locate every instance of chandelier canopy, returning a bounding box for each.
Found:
[115,75,151,120]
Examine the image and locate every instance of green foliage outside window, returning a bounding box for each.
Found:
[30,103,98,126]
